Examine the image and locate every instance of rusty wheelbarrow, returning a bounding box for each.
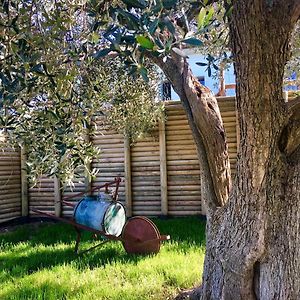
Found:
[32,178,170,255]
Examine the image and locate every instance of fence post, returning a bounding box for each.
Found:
[283,91,289,103]
[84,128,92,194]
[54,176,62,217]
[124,135,132,217]
[159,119,168,216]
[20,147,29,217]
[216,66,226,96]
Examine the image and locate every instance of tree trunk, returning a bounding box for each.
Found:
[194,1,300,299]
[173,1,300,299]
[153,1,300,298]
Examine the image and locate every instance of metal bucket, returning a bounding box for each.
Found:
[73,193,126,237]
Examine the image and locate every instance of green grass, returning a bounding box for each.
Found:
[0,217,206,300]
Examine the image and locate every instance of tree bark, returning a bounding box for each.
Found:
[151,53,231,214]
[173,1,300,299]
[193,1,300,299]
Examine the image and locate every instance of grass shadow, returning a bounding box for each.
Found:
[0,217,206,300]
[0,222,162,281]
[0,278,84,300]
[0,217,206,278]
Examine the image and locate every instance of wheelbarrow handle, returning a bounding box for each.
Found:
[31,209,122,241]
[121,233,170,244]
[139,235,170,245]
[159,235,171,241]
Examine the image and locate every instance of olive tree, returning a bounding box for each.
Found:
[0,0,162,184]
[93,0,300,299]
[1,0,300,298]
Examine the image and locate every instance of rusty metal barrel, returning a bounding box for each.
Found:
[73,193,126,237]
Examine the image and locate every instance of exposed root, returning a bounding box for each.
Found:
[174,287,201,300]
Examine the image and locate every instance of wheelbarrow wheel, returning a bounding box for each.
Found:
[121,216,161,254]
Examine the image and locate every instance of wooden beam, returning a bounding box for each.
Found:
[54,176,62,217]
[215,67,226,97]
[225,83,236,90]
[159,119,168,215]
[20,147,28,217]
[124,136,132,217]
[283,91,289,103]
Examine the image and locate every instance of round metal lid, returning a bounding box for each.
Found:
[121,216,161,254]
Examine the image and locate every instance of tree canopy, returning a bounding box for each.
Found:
[0,0,162,184]
[2,1,300,299]
[1,0,300,185]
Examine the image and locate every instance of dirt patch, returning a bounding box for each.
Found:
[0,217,57,234]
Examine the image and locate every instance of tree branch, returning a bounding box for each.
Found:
[176,0,221,26]
[182,62,232,208]
[149,54,218,214]
[287,96,300,110]
[147,51,232,215]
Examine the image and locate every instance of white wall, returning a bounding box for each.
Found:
[170,52,235,100]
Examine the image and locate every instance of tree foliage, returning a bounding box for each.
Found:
[87,56,163,143]
[0,0,162,184]
[91,0,227,77]
[1,0,299,184]
[286,22,300,79]
[2,1,300,298]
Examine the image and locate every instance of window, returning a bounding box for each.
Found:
[198,76,205,85]
[160,76,205,101]
[161,81,172,101]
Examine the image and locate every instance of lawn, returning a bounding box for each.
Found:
[0,217,206,300]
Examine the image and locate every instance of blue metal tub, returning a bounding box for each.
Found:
[73,193,126,237]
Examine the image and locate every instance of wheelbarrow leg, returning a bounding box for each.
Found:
[74,226,112,255]
[74,227,82,254]
[79,239,111,255]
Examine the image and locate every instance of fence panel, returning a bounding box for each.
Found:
[0,148,21,223]
[131,129,161,216]
[165,103,202,215]
[0,97,239,223]
[218,97,238,175]
[28,176,55,215]
[91,117,126,205]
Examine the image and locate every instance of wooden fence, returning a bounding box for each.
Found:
[0,97,238,223]
[0,148,23,222]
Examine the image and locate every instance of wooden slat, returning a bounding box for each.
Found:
[168,211,201,216]
[0,196,21,202]
[131,127,162,215]
[0,147,22,223]
[0,97,240,222]
[20,147,28,217]
[124,136,132,217]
